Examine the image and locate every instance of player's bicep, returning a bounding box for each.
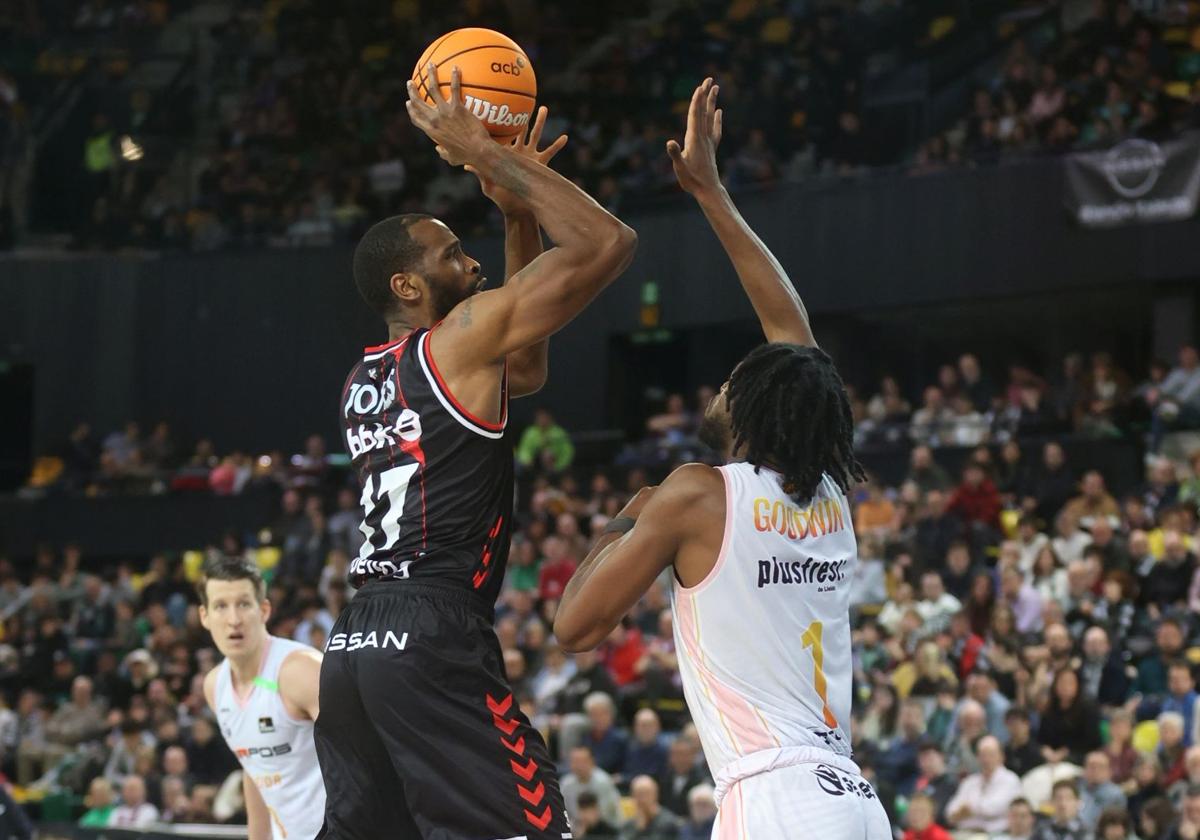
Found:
[279,650,322,720]
[438,246,616,367]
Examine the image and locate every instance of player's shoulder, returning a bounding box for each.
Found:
[278,645,322,684]
[659,463,726,511]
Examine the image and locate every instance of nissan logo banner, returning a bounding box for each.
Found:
[1065,132,1200,228]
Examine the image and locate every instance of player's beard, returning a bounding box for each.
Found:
[429,279,472,322]
[697,413,731,455]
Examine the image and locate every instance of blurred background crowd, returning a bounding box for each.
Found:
[3,341,1200,839]
[1,0,1198,250]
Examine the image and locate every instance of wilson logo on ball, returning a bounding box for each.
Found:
[464,95,531,128]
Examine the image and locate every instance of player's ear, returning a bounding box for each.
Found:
[389,272,423,305]
[198,605,209,629]
[260,599,272,624]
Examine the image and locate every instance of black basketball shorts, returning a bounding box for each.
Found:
[314,581,572,840]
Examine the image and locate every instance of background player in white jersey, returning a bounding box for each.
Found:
[198,557,324,840]
[555,79,890,840]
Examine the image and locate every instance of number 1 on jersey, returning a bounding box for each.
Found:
[801,620,838,728]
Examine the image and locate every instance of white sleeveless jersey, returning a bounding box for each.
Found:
[214,636,325,840]
[670,463,858,780]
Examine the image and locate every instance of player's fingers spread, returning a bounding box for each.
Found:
[666,139,683,160]
[450,66,463,105]
[688,81,706,125]
[529,105,548,146]
[426,63,445,104]
[714,109,723,144]
[707,84,720,122]
[542,133,568,161]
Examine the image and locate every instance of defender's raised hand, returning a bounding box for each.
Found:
[666,77,724,196]
[406,63,492,166]
[467,106,568,215]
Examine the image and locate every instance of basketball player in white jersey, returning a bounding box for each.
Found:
[199,557,325,840]
[556,79,890,840]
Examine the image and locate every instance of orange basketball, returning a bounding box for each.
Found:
[412,28,537,142]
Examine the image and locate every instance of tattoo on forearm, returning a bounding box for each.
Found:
[489,157,532,200]
[460,296,473,327]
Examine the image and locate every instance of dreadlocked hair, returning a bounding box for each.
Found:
[727,342,865,501]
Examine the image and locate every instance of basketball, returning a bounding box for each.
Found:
[411,28,537,142]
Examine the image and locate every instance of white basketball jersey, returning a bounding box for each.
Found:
[214,636,325,840]
[670,462,858,780]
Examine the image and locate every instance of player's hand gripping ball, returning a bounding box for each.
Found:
[411,28,537,142]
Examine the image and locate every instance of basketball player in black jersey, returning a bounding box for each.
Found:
[314,64,636,840]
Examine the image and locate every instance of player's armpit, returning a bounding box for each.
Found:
[555,464,718,652]
[278,649,322,721]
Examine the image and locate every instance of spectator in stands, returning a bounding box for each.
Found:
[1128,756,1168,826]
[995,798,1038,840]
[622,709,669,783]
[999,565,1044,635]
[658,736,708,818]
[913,741,957,820]
[620,775,681,839]
[1160,662,1200,747]
[1161,712,1190,787]
[562,745,622,828]
[959,355,994,412]
[1096,808,1137,840]
[1147,346,1200,447]
[1004,708,1042,778]
[678,783,716,840]
[908,445,951,493]
[573,790,618,839]
[1065,470,1121,529]
[946,735,1023,833]
[1166,782,1200,840]
[1033,780,1089,840]
[855,479,897,537]
[1027,443,1076,524]
[79,775,117,826]
[327,486,362,556]
[1080,751,1129,831]
[517,409,575,474]
[945,699,988,779]
[1133,620,1190,717]
[947,462,1001,535]
[1079,626,1131,710]
[1039,668,1102,765]
[911,387,954,446]
[915,491,963,568]
[41,675,106,767]
[539,536,578,604]
[917,571,962,637]
[1142,532,1197,611]
[904,792,952,840]
[108,773,159,827]
[583,692,628,776]
[185,715,235,786]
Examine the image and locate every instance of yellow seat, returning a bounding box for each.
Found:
[1133,720,1160,754]
[256,546,282,572]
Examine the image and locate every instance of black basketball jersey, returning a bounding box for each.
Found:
[339,328,513,605]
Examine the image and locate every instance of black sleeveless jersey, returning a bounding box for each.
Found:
[339,328,513,605]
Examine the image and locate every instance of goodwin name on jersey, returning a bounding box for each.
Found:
[340,329,514,603]
[670,463,859,785]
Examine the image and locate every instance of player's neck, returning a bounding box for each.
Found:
[227,640,268,690]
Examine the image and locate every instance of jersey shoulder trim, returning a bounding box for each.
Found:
[362,331,415,362]
[417,330,506,439]
[675,465,735,596]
